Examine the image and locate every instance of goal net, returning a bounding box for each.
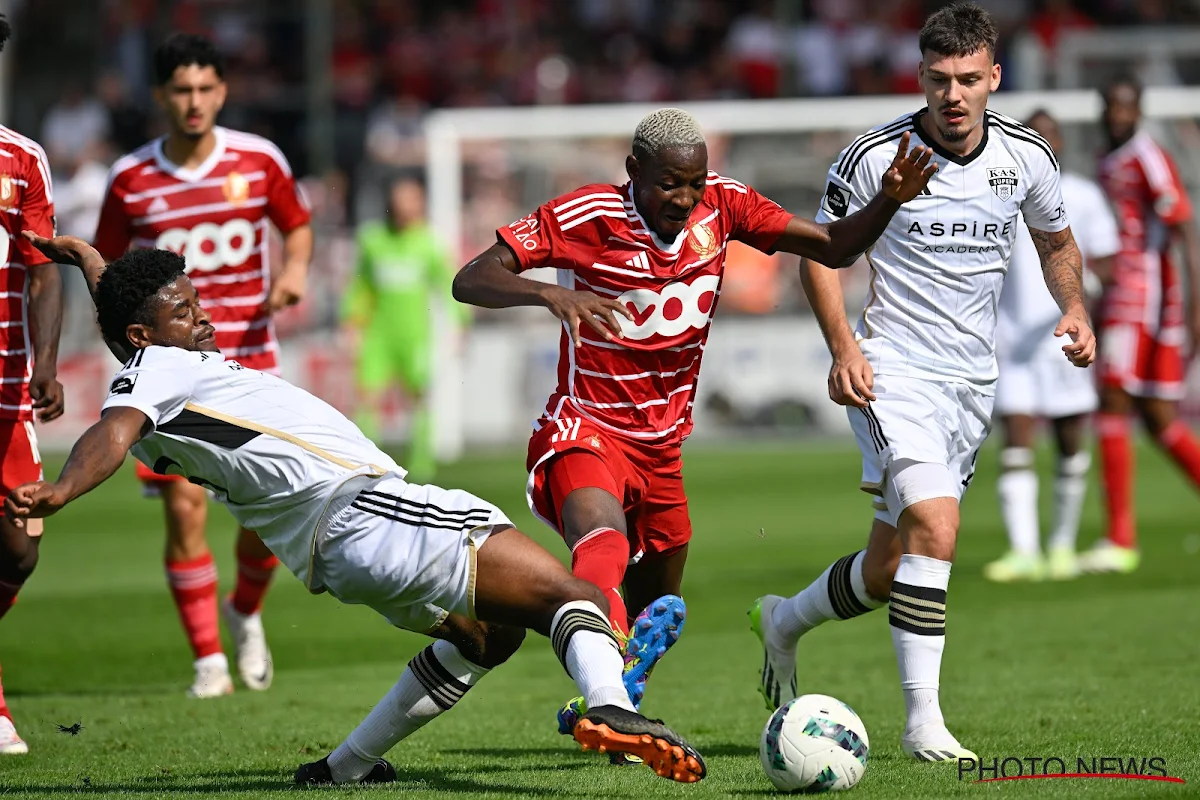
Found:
[423,88,1200,457]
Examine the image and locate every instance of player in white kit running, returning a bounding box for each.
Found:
[1,233,707,787]
[749,3,1095,762]
[985,111,1119,584]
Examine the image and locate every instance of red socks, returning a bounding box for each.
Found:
[0,659,8,722]
[231,549,278,616]
[165,553,222,659]
[1158,420,1200,489]
[570,527,631,637]
[1097,413,1136,549]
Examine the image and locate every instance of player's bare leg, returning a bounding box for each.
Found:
[0,517,38,754]
[1044,414,1090,579]
[1084,386,1140,573]
[985,414,1046,582]
[222,528,277,691]
[302,526,706,785]
[160,480,231,698]
[753,519,894,709]
[893,497,975,762]
[621,546,688,707]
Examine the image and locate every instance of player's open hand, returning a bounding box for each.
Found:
[21,231,98,270]
[28,364,64,423]
[881,132,938,204]
[542,286,634,347]
[1055,310,1096,367]
[828,344,876,408]
[4,482,67,528]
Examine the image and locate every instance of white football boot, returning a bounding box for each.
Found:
[902,722,977,763]
[0,716,28,754]
[187,653,234,699]
[749,595,798,710]
[221,597,274,691]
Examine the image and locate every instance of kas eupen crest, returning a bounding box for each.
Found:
[987,167,1018,201]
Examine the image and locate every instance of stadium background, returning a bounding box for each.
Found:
[2,0,1199,455]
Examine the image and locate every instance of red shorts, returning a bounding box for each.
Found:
[1098,322,1186,400]
[526,416,691,560]
[1,420,45,536]
[135,349,278,493]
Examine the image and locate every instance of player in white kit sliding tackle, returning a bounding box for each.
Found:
[1,233,707,786]
[749,3,1095,762]
[985,110,1119,583]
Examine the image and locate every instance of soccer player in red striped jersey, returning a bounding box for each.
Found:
[0,13,66,755]
[93,34,312,699]
[453,108,936,738]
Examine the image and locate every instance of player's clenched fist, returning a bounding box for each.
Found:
[1055,311,1097,367]
[4,482,67,528]
[880,131,939,204]
[541,286,634,348]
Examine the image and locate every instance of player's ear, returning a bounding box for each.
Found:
[626,154,639,184]
[990,62,1001,92]
[125,324,153,350]
[214,79,227,110]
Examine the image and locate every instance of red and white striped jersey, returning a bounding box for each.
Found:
[1098,130,1193,328]
[94,127,311,371]
[0,125,55,420]
[496,173,793,443]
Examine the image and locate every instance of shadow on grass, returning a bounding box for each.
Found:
[4,763,584,796]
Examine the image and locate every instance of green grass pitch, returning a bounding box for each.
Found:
[2,440,1198,798]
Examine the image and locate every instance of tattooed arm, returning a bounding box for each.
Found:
[1029,225,1096,367]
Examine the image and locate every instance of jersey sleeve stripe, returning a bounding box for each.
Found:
[843,127,913,183]
[556,198,627,222]
[0,129,53,203]
[223,130,295,176]
[837,118,913,180]
[986,113,1059,170]
[553,191,625,214]
[559,209,629,231]
[103,142,159,197]
[1133,138,1177,195]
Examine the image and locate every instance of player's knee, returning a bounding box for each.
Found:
[0,533,38,583]
[549,574,610,619]
[862,549,898,601]
[481,624,527,667]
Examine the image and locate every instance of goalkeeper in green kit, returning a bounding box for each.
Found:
[341,176,465,480]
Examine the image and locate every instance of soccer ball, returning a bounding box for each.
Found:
[759,694,870,792]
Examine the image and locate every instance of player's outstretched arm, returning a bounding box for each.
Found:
[1029,225,1095,367]
[453,243,632,347]
[4,406,151,528]
[27,260,65,423]
[773,132,937,268]
[800,258,874,408]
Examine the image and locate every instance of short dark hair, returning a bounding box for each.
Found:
[919,2,999,61]
[96,249,187,346]
[1105,73,1142,104]
[153,33,225,85]
[0,15,11,54]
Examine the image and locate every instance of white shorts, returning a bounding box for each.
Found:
[311,474,513,633]
[995,325,1097,418]
[848,375,994,527]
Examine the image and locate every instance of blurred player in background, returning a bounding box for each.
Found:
[752,3,1093,762]
[93,34,313,698]
[341,176,463,481]
[1080,76,1200,575]
[984,110,1119,583]
[453,107,935,749]
[0,13,65,755]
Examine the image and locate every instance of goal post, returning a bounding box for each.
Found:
[424,88,1200,458]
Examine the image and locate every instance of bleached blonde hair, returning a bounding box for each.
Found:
[632,108,706,159]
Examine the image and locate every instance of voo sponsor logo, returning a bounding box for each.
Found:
[617,274,719,340]
[156,219,257,272]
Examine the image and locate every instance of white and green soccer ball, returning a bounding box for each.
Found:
[759,694,870,792]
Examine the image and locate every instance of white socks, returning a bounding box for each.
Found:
[1050,451,1090,551]
[889,554,951,737]
[551,600,635,712]
[328,640,489,783]
[998,448,1039,556]
[771,550,885,648]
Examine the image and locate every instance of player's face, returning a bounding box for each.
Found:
[1027,114,1063,155]
[155,65,227,140]
[390,180,426,228]
[128,277,218,353]
[627,144,708,242]
[918,49,1001,145]
[1103,84,1140,148]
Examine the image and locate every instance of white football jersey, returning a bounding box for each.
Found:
[815,109,1070,389]
[101,346,402,587]
[998,172,1119,338]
